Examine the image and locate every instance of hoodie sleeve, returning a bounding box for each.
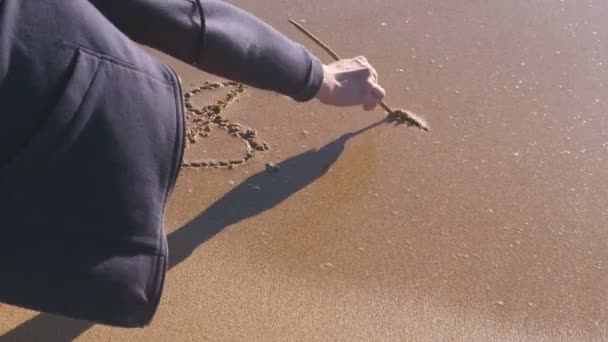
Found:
[89,0,324,102]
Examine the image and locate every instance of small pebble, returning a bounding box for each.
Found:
[265,162,280,173]
[321,263,334,270]
[248,183,261,190]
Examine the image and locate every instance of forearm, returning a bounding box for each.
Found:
[90,0,323,102]
[196,1,323,101]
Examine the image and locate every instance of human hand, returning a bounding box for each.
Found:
[315,56,386,111]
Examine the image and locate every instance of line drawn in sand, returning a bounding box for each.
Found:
[181,81,270,170]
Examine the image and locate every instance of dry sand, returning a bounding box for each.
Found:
[2,0,608,341]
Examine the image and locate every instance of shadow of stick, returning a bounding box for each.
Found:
[0,119,387,342]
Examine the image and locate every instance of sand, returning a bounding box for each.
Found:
[2,0,608,341]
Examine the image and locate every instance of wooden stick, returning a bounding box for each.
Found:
[289,19,397,114]
[289,19,429,132]
[289,19,342,61]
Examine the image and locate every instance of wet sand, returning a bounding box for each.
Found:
[2,0,608,341]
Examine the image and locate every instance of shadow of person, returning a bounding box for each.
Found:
[168,118,387,267]
[0,119,387,342]
[0,314,92,342]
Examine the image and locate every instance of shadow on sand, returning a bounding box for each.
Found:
[0,119,386,342]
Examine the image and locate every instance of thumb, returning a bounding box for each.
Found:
[371,84,386,100]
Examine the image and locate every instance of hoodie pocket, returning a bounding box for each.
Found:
[0,46,101,184]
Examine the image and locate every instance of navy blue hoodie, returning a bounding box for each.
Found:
[0,0,323,327]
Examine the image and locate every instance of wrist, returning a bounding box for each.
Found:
[315,64,336,104]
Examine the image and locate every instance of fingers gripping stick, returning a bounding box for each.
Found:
[289,19,429,132]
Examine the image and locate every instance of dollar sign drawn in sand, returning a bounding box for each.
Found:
[181,81,270,169]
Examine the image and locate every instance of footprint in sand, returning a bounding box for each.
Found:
[181,81,269,170]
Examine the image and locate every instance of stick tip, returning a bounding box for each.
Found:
[387,108,430,132]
